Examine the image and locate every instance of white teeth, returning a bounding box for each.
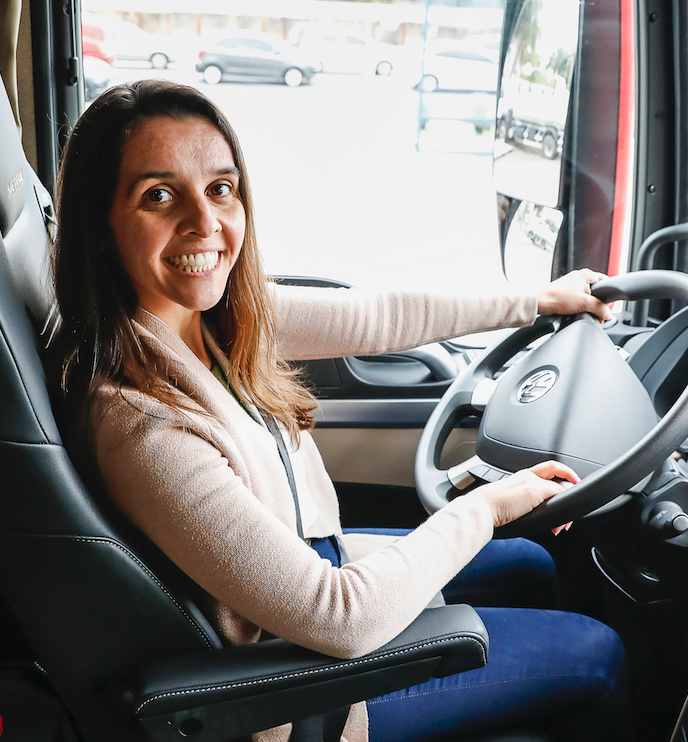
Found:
[169,251,219,273]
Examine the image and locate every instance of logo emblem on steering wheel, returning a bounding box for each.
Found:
[517,369,557,403]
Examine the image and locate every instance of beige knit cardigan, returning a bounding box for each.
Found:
[92,283,538,742]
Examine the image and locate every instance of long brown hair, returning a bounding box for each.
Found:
[50,79,315,443]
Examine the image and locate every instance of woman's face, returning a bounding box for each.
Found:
[109,114,246,330]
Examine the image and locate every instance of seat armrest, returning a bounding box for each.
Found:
[134,604,488,741]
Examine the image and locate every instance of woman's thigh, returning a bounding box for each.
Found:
[367,606,630,742]
[343,529,558,608]
[442,536,558,609]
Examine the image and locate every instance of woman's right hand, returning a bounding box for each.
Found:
[469,460,579,529]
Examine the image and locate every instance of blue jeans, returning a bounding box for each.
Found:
[312,530,630,742]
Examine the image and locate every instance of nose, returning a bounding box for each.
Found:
[178,192,221,238]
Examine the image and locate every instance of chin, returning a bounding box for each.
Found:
[189,293,226,313]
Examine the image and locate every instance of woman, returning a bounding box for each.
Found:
[50,80,628,742]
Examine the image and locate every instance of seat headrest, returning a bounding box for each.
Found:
[0,78,57,335]
[0,82,27,239]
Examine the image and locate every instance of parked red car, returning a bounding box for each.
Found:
[81,13,117,66]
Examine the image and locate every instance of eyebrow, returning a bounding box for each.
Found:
[126,166,241,195]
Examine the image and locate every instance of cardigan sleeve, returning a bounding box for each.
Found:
[93,388,494,660]
[271,283,538,361]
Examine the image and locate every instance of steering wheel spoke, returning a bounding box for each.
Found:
[416,320,557,515]
[447,457,512,487]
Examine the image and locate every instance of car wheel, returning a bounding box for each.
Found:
[420,74,439,93]
[376,60,393,76]
[203,65,222,85]
[542,132,557,159]
[284,68,304,87]
[150,52,168,70]
[497,118,510,141]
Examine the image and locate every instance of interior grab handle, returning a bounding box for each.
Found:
[390,343,459,381]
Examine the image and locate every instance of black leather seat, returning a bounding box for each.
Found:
[0,75,528,742]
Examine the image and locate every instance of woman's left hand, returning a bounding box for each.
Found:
[537,268,613,321]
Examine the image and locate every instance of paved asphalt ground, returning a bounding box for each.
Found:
[107,63,512,294]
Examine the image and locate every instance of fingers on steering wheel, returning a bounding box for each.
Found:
[581,267,608,283]
[530,460,580,484]
[552,521,573,536]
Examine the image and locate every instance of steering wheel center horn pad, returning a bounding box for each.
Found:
[477,313,657,482]
[415,270,688,537]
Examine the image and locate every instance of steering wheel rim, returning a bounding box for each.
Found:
[415,270,688,537]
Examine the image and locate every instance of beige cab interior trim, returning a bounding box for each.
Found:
[313,427,478,488]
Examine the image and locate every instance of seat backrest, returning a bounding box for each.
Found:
[0,80,224,741]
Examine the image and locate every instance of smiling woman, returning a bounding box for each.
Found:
[167,250,220,271]
[47,79,629,742]
[50,80,316,444]
[108,115,246,364]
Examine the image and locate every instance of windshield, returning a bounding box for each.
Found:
[80,0,507,292]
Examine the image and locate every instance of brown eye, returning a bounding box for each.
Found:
[147,188,172,203]
[210,183,232,197]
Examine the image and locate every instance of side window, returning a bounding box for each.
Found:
[240,39,273,52]
[80,3,506,292]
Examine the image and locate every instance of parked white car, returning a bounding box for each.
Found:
[292,23,398,76]
[110,20,178,69]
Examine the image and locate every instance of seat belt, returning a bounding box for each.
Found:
[290,706,351,742]
[261,413,304,539]
[261,415,352,742]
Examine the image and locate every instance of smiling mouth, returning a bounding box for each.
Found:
[167,251,220,273]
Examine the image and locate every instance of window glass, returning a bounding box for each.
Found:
[241,39,273,52]
[81,0,507,292]
[504,203,563,290]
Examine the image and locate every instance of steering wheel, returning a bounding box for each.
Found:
[415,270,688,537]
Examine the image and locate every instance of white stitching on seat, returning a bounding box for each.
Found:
[135,635,487,715]
[65,536,215,649]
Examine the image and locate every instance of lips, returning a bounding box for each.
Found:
[166,250,219,273]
